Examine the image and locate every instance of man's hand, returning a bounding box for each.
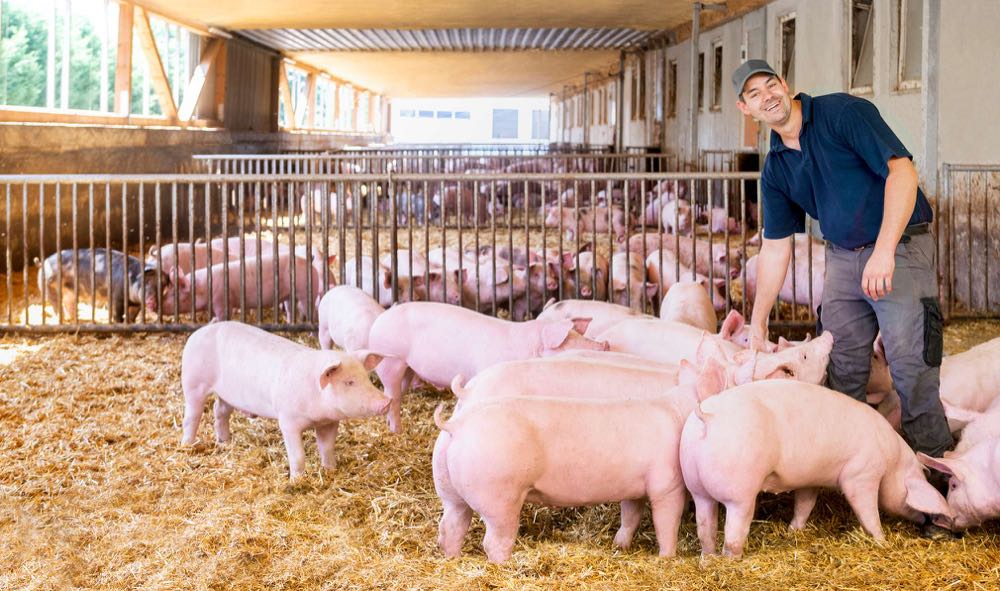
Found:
[749,323,769,352]
[862,247,896,301]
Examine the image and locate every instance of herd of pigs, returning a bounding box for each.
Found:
[176,286,1000,563]
[38,226,790,325]
[32,207,999,563]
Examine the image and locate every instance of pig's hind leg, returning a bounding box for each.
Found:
[180,377,212,445]
[721,498,756,559]
[648,484,687,557]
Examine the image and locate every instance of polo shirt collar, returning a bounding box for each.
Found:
[768,92,813,153]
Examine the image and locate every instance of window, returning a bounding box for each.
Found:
[436,110,452,118]
[668,60,677,118]
[711,42,723,110]
[531,109,549,139]
[779,14,796,93]
[654,50,664,122]
[285,66,309,128]
[895,0,923,89]
[418,110,433,118]
[400,109,415,117]
[492,108,518,139]
[454,111,470,119]
[849,1,873,93]
[609,83,616,126]
[697,52,705,111]
[637,56,646,121]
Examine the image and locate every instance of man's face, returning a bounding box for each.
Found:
[736,74,792,126]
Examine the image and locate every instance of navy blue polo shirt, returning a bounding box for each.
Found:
[760,92,933,249]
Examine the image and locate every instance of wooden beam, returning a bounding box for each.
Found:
[113,3,134,114]
[133,7,178,121]
[305,72,317,129]
[278,61,296,129]
[0,105,218,128]
[177,37,223,122]
[213,42,227,123]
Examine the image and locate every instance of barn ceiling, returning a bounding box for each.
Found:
[131,0,760,97]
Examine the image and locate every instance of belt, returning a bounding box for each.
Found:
[843,223,931,251]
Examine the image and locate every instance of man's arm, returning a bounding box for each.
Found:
[863,156,919,301]
[749,235,793,348]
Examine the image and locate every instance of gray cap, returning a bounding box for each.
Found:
[732,59,778,95]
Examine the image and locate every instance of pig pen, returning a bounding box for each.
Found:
[1,320,999,591]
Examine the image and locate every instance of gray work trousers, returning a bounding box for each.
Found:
[820,231,954,457]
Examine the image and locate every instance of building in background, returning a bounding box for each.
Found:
[390,97,549,144]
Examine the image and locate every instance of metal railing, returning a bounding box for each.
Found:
[0,169,836,334]
[939,164,1000,319]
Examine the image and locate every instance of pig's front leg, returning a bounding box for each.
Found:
[789,488,819,530]
[278,419,308,480]
[314,422,340,471]
[375,358,410,434]
[213,398,235,443]
[841,479,885,541]
[649,485,687,558]
[613,499,644,550]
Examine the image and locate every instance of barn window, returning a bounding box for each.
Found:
[418,110,433,118]
[850,0,874,93]
[779,13,796,93]
[436,111,452,118]
[531,109,549,139]
[654,50,664,122]
[711,42,723,110]
[637,55,646,120]
[667,59,677,118]
[492,108,518,139]
[400,109,415,118]
[697,52,705,111]
[454,111,470,119]
[895,0,923,89]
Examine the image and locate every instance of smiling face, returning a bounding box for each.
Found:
[737,73,793,127]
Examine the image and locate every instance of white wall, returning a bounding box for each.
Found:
[390,97,549,144]
[938,0,1000,165]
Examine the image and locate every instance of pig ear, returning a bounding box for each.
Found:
[569,317,592,336]
[318,359,342,390]
[719,310,745,339]
[178,273,191,290]
[903,477,954,520]
[696,335,728,366]
[645,282,660,299]
[752,352,793,381]
[541,320,574,349]
[561,252,576,271]
[493,266,510,284]
[776,336,792,351]
[379,265,392,289]
[352,349,383,372]
[917,452,960,479]
[697,357,728,400]
[677,359,698,385]
[803,333,812,343]
[943,405,983,425]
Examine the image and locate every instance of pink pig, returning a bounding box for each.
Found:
[317,285,384,352]
[366,302,609,433]
[610,252,658,311]
[918,438,1000,530]
[432,357,727,562]
[180,321,391,479]
[680,381,954,558]
[535,298,650,338]
[659,279,718,333]
[146,242,226,275]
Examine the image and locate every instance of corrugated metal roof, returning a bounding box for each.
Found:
[237,28,660,52]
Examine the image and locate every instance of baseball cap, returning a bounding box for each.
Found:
[732,59,778,96]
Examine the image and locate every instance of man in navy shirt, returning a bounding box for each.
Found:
[732,61,954,502]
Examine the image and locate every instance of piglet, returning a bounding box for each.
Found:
[367,301,609,433]
[659,279,718,333]
[180,321,391,479]
[680,381,953,558]
[317,285,384,352]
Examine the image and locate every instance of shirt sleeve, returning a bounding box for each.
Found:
[835,100,914,179]
[761,160,805,240]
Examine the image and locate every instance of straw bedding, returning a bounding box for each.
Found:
[1,322,999,591]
